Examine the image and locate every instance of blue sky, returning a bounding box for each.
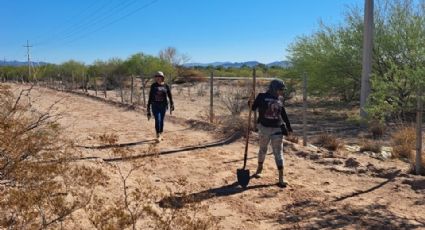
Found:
[0,0,362,64]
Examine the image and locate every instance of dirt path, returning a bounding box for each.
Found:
[16,84,425,229]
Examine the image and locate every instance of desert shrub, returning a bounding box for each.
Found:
[197,84,207,97]
[199,110,220,125]
[282,79,296,103]
[176,85,184,95]
[0,85,108,229]
[132,86,143,105]
[219,115,246,135]
[314,133,343,151]
[151,177,218,230]
[360,139,382,153]
[221,85,250,116]
[213,85,221,97]
[85,135,218,229]
[391,126,415,159]
[175,69,206,84]
[86,160,157,229]
[368,120,386,139]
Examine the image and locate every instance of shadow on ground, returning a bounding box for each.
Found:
[277,201,424,229]
[159,181,276,209]
[402,178,425,192]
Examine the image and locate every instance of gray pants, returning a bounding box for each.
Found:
[258,124,284,169]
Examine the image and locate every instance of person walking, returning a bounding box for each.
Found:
[147,71,174,142]
[250,79,292,188]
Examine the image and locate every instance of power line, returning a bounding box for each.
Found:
[34,0,140,46]
[61,0,159,46]
[57,0,142,44]
[31,0,159,61]
[32,0,103,45]
[33,1,116,46]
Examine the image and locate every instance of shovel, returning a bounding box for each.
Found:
[237,70,256,188]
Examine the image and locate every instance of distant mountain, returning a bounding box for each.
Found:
[183,61,291,68]
[267,61,291,68]
[0,60,49,67]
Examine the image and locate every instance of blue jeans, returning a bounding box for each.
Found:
[152,104,167,134]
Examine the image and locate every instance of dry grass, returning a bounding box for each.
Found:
[360,139,382,153]
[220,115,246,135]
[220,84,250,116]
[391,126,415,159]
[368,121,386,139]
[314,133,343,151]
[0,85,108,229]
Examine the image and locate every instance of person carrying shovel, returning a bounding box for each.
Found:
[147,71,174,142]
[250,79,292,188]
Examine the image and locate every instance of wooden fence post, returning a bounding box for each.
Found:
[210,71,214,123]
[72,72,75,91]
[120,79,124,103]
[142,77,147,107]
[130,75,134,104]
[103,74,107,98]
[94,76,98,96]
[303,72,308,146]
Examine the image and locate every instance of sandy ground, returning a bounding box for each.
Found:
[8,83,425,229]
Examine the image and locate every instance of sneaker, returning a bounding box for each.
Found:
[159,134,164,141]
[253,172,262,178]
[278,181,288,188]
[253,164,263,178]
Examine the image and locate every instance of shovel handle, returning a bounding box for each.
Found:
[242,68,256,169]
[243,97,253,169]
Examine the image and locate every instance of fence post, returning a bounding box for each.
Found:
[142,77,147,107]
[94,76,97,96]
[85,73,89,93]
[130,75,134,104]
[72,72,75,91]
[103,74,107,98]
[210,71,214,123]
[120,79,124,103]
[416,86,423,175]
[303,72,308,146]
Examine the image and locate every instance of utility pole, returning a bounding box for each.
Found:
[360,0,374,121]
[23,40,32,82]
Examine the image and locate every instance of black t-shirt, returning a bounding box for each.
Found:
[147,82,173,108]
[252,92,292,131]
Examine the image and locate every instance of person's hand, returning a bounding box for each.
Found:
[248,99,253,108]
[147,111,151,121]
[170,104,175,112]
[287,128,293,136]
[248,93,255,107]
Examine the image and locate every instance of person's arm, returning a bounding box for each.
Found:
[147,84,155,112]
[281,107,292,132]
[251,93,261,111]
[166,84,174,109]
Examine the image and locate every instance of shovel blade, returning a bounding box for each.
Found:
[237,168,250,188]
